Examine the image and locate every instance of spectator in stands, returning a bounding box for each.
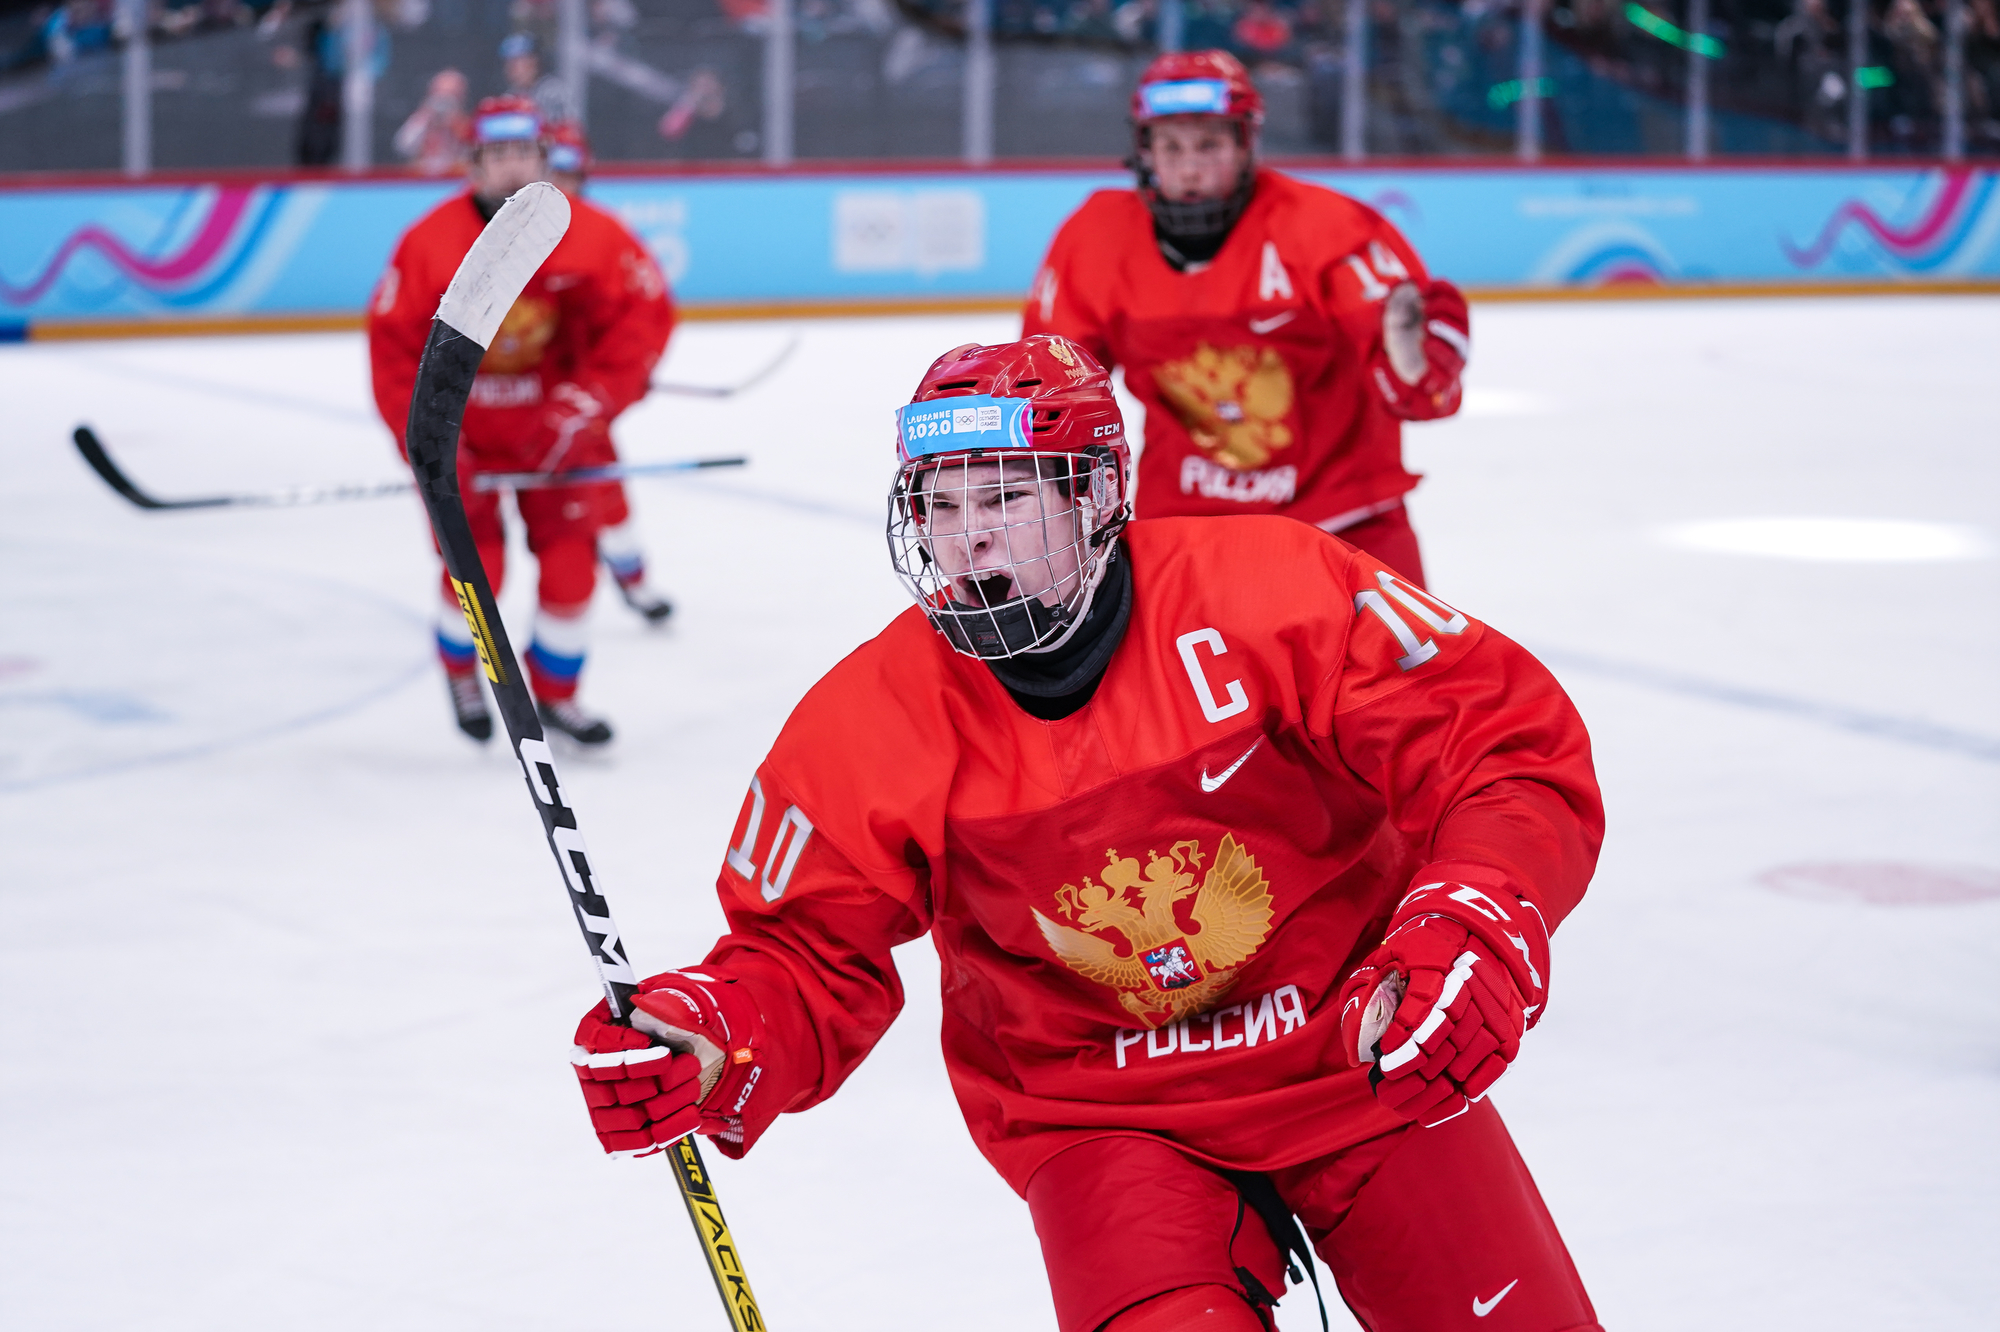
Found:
[394,67,469,175]
[295,11,341,165]
[1883,0,1943,141]
[501,30,576,124]
[1231,1,1293,58]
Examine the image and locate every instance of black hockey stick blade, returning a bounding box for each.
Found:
[401,182,768,1332]
[650,334,799,398]
[74,423,415,511]
[73,425,225,510]
[472,455,748,492]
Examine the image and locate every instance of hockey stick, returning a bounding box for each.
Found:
[649,334,797,399]
[401,182,767,1332]
[73,424,744,510]
[73,425,411,510]
[471,455,745,491]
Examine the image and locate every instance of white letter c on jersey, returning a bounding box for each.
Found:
[1176,628,1250,723]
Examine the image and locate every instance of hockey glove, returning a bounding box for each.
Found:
[1370,278,1469,421]
[1337,867,1550,1127]
[570,968,767,1157]
[533,381,610,474]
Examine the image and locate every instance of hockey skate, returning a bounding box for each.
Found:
[538,697,614,746]
[447,672,493,742]
[617,579,675,625]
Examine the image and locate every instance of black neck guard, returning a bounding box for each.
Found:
[986,545,1132,721]
[1139,167,1256,271]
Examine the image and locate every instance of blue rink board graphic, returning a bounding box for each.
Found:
[0,165,1994,327]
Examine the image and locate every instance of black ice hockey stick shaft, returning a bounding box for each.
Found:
[73,424,743,512]
[400,183,766,1332]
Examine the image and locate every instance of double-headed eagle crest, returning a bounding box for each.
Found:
[481,295,559,375]
[1032,834,1275,1029]
[1154,343,1297,471]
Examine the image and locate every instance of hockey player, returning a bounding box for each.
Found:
[544,119,590,196]
[1022,50,1469,588]
[545,119,677,627]
[368,97,672,745]
[570,337,1604,1331]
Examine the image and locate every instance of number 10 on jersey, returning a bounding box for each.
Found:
[727,776,816,902]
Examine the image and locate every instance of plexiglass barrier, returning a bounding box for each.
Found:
[0,0,1995,174]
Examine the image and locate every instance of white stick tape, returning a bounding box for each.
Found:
[436,181,572,350]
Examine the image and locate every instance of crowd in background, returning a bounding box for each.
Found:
[1,0,1996,167]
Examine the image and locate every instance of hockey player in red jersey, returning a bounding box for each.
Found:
[1022,50,1469,588]
[543,119,677,628]
[368,97,672,745]
[569,337,1604,1331]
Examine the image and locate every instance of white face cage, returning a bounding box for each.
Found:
[888,449,1125,660]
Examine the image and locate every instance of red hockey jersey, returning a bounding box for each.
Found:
[1022,170,1445,531]
[697,516,1601,1195]
[366,191,672,467]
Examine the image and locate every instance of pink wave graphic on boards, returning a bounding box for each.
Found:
[0,186,255,306]
[1781,169,1976,268]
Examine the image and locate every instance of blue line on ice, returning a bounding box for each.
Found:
[0,690,172,724]
[0,658,430,795]
[1538,648,2000,764]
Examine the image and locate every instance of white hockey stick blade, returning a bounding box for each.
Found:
[435,182,572,349]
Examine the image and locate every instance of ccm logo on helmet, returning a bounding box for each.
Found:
[1094,423,1122,437]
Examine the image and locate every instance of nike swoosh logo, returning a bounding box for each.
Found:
[1472,1279,1519,1317]
[1199,736,1264,793]
[1248,311,1296,335]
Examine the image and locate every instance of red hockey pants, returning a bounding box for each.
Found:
[1026,1099,1599,1332]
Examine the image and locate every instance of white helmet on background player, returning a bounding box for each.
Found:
[888,336,1132,660]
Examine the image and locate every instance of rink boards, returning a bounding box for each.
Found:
[1,162,1996,334]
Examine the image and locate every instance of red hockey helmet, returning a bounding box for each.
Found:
[467,95,544,146]
[545,120,592,174]
[1130,49,1265,131]
[889,336,1132,660]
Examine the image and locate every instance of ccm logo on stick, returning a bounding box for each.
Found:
[516,736,636,986]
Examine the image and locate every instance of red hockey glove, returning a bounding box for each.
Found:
[1337,870,1550,1127]
[1369,278,1468,421]
[570,969,768,1157]
[533,381,610,473]
[572,999,704,1158]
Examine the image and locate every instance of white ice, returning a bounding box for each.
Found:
[2,297,1996,1331]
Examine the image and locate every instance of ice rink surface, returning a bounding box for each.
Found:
[2,297,1997,1331]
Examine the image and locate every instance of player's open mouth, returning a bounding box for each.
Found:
[963,574,1015,607]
